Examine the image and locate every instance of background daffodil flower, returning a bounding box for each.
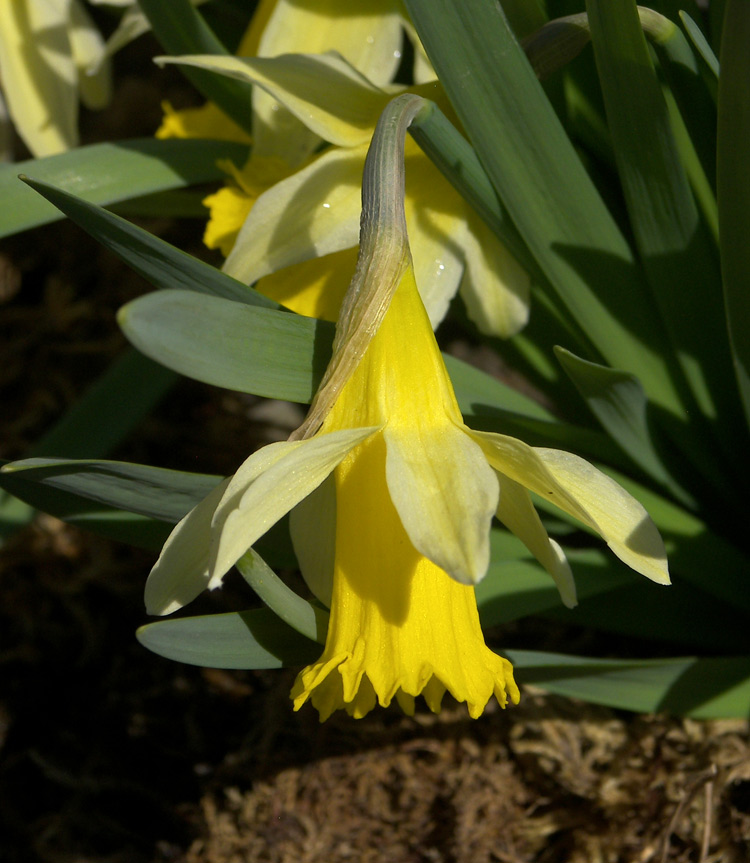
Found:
[161,50,530,338]
[157,0,406,164]
[0,0,112,158]
[144,94,669,721]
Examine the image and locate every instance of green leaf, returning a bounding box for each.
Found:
[586,0,733,461]
[0,139,249,238]
[236,550,328,643]
[679,11,719,83]
[542,576,750,653]
[119,289,334,403]
[604,468,750,614]
[20,177,273,307]
[478,543,633,625]
[138,0,253,133]
[717,0,750,429]
[136,607,321,669]
[405,0,687,422]
[0,463,172,550]
[1,458,221,523]
[507,649,750,719]
[30,349,176,459]
[0,349,175,544]
[648,15,717,197]
[554,347,691,504]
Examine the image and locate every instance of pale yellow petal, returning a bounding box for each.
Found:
[289,474,336,607]
[209,427,380,585]
[403,141,465,327]
[223,144,365,284]
[257,0,403,87]
[144,477,231,616]
[0,0,78,155]
[157,52,389,147]
[474,431,670,585]
[255,249,358,321]
[492,471,576,607]
[251,0,402,161]
[69,0,111,108]
[385,423,499,585]
[458,209,531,338]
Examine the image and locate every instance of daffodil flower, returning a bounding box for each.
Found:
[144,94,669,721]
[159,50,530,339]
[0,0,111,158]
[156,0,407,165]
[155,1,423,319]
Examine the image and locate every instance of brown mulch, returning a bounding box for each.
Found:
[1,23,749,863]
[1,508,750,863]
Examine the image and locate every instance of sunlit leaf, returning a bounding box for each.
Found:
[0,139,249,238]
[136,607,321,669]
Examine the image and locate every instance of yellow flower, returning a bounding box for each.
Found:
[289,265,520,719]
[144,95,669,720]
[156,1,420,316]
[162,50,530,337]
[0,0,111,158]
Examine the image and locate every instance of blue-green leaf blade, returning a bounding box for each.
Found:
[405,0,686,421]
[680,11,719,82]
[717,0,750,428]
[118,289,334,403]
[137,608,321,669]
[586,0,731,447]
[554,347,691,503]
[507,650,750,719]
[0,139,249,238]
[1,457,221,523]
[20,176,273,306]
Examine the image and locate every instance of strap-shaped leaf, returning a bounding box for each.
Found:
[542,574,749,653]
[555,347,692,505]
[21,177,273,306]
[0,349,175,543]
[680,11,719,84]
[0,463,171,550]
[119,289,334,403]
[717,0,750,429]
[135,609,750,718]
[477,543,633,626]
[586,0,734,461]
[405,0,686,422]
[1,458,221,523]
[136,607,321,669]
[138,0,253,133]
[0,139,249,238]
[506,649,750,719]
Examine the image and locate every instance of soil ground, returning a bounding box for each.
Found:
[1,26,749,863]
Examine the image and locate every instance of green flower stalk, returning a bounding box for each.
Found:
[144,94,669,720]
